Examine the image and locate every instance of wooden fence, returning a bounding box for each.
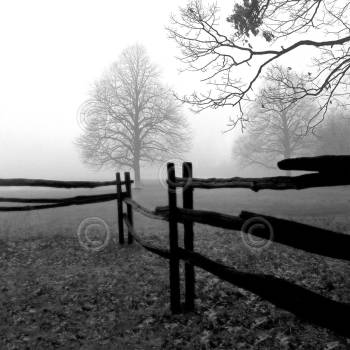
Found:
[0,156,349,337]
[118,157,350,338]
[0,175,133,212]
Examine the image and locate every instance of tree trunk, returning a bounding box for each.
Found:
[133,119,142,188]
[283,149,291,176]
[133,158,141,188]
[281,111,292,177]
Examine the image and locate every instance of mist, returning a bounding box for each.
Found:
[0,0,247,182]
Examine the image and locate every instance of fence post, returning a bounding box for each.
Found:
[167,162,181,313]
[124,172,134,244]
[116,172,124,245]
[182,162,195,311]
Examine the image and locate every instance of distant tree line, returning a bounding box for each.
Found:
[233,66,350,173]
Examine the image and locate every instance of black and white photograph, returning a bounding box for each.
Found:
[0,0,349,349]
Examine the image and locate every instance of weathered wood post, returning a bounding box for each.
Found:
[182,162,195,311]
[116,172,124,244]
[124,172,134,244]
[167,162,181,313]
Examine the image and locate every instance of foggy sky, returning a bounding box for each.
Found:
[0,1,304,182]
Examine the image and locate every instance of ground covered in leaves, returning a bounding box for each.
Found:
[0,222,349,350]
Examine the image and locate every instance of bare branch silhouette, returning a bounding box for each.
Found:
[168,0,350,128]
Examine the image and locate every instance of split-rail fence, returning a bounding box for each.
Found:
[0,155,349,338]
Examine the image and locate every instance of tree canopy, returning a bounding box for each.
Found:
[76,45,190,186]
[168,0,350,130]
[234,65,313,173]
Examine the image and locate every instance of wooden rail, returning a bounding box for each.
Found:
[152,206,350,262]
[0,173,132,212]
[173,172,350,191]
[122,200,350,261]
[0,193,125,211]
[0,178,132,188]
[278,155,350,173]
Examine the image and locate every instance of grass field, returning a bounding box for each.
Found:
[0,181,350,349]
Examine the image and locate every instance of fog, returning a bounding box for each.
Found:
[0,0,303,182]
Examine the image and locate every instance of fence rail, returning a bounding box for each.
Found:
[0,178,133,188]
[174,172,350,190]
[0,174,132,211]
[0,193,125,211]
[0,156,349,337]
[278,155,350,172]
[152,206,350,262]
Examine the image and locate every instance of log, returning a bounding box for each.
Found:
[174,172,350,191]
[154,206,243,229]
[182,162,195,311]
[240,211,350,261]
[124,172,134,244]
[116,173,124,244]
[123,214,170,259]
[0,193,124,211]
[278,155,350,173]
[154,206,350,261]
[175,248,350,338]
[177,207,243,230]
[124,198,167,221]
[167,162,181,313]
[0,197,81,203]
[0,178,133,188]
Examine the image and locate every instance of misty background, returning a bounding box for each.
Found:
[0,0,341,183]
[0,0,242,181]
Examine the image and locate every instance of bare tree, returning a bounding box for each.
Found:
[76,45,191,187]
[168,0,350,130]
[233,66,313,174]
